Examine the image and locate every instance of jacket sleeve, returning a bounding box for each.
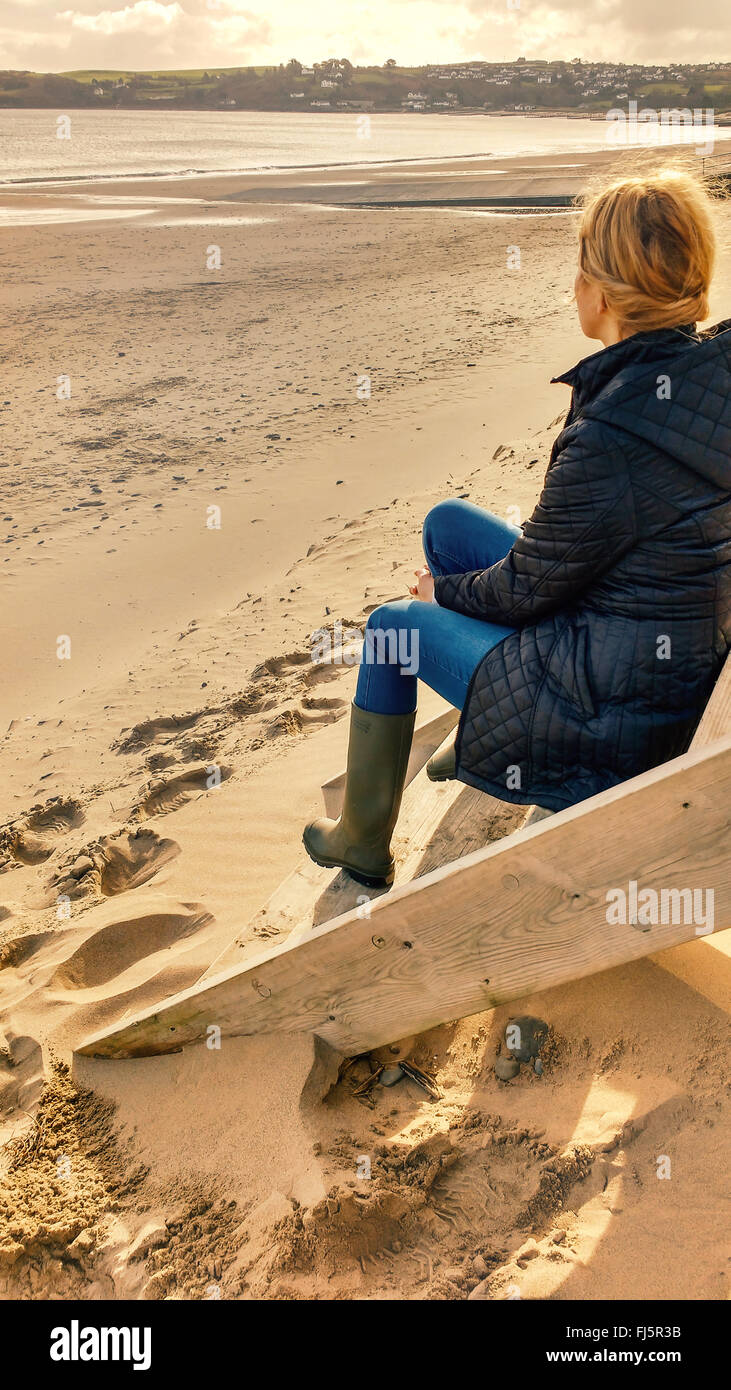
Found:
[433,428,638,625]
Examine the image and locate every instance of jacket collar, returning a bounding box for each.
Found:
[552,324,700,411]
[551,320,731,489]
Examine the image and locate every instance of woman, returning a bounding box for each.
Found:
[304,167,731,887]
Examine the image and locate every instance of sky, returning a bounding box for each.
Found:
[2,0,729,74]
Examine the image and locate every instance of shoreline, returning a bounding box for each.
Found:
[2,141,729,227]
[2,123,730,200]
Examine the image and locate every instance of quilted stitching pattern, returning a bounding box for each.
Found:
[434,323,731,811]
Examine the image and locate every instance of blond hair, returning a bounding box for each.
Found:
[578,166,717,334]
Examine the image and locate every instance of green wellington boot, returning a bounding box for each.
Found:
[426,736,457,782]
[303,703,416,887]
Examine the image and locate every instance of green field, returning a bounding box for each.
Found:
[59,67,276,81]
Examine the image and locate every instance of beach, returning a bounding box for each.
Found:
[1,144,730,1301]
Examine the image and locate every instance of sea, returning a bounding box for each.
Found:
[1,108,730,185]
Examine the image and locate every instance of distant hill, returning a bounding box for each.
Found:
[1,60,729,115]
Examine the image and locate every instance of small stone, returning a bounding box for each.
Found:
[379,1066,404,1087]
[550,1229,566,1245]
[515,1239,541,1267]
[472,1254,489,1277]
[534,1057,544,1076]
[495,1055,520,1081]
[505,1014,549,1063]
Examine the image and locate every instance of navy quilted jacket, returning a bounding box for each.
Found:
[435,321,731,811]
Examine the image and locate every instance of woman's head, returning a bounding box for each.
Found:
[575,166,717,345]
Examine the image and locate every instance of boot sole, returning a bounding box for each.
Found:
[301,834,394,888]
[426,770,456,783]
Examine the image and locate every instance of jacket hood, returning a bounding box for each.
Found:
[553,320,731,490]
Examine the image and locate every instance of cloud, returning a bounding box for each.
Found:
[56,1,184,36]
[8,0,731,71]
[460,0,731,62]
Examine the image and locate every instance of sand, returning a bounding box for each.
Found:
[1,154,730,1301]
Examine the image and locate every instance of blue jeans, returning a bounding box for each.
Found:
[355,499,519,715]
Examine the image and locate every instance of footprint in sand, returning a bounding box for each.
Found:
[2,831,52,867]
[114,712,204,754]
[246,653,346,717]
[0,798,85,869]
[265,697,347,740]
[144,750,179,772]
[139,738,221,774]
[52,828,180,901]
[227,684,278,717]
[26,800,85,837]
[301,696,348,713]
[49,906,214,994]
[251,651,311,680]
[117,704,256,770]
[0,930,57,970]
[0,1032,45,1118]
[302,662,348,691]
[275,1122,590,1299]
[133,763,232,820]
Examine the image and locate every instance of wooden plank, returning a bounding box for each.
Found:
[75,736,731,1059]
[691,652,731,749]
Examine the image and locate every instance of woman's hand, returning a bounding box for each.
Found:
[409,566,435,602]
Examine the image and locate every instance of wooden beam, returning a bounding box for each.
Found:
[75,735,731,1059]
[691,652,730,750]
